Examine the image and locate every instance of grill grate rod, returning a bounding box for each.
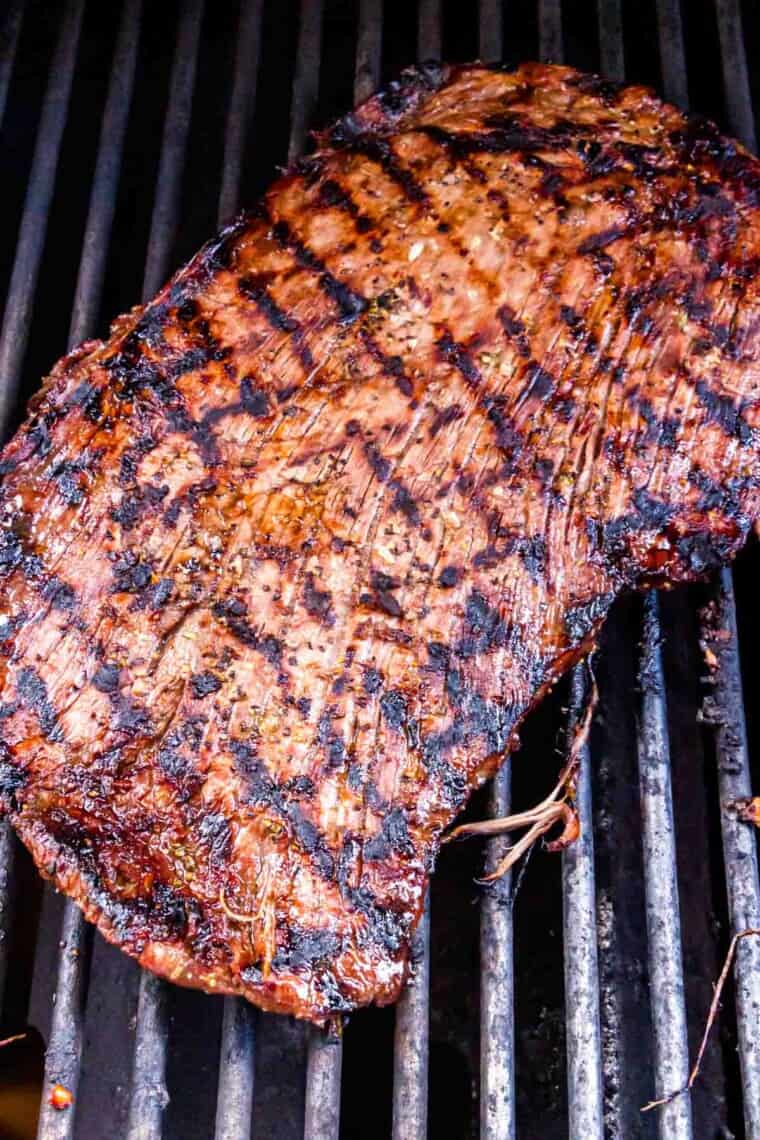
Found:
[476,27,514,1137]
[354,0,383,106]
[212,4,266,1137]
[124,4,205,1137]
[480,766,515,1140]
[33,6,143,1132]
[542,12,606,1137]
[596,0,624,84]
[217,0,264,229]
[655,0,688,110]
[562,667,605,1138]
[478,0,503,64]
[0,0,84,1015]
[637,592,693,1137]
[0,1,24,130]
[707,569,760,1137]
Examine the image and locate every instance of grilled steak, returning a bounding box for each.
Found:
[0,62,759,1024]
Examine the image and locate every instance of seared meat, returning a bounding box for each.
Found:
[0,62,759,1024]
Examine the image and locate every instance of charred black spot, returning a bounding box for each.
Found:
[578,226,628,254]
[524,362,555,401]
[112,552,154,595]
[360,331,414,397]
[364,807,414,861]
[363,441,391,483]
[438,565,459,588]
[565,592,615,645]
[111,482,169,531]
[191,671,222,699]
[456,591,510,658]
[286,803,335,879]
[41,576,76,611]
[303,572,334,626]
[92,664,120,693]
[429,403,464,437]
[380,689,408,730]
[390,479,420,524]
[197,811,231,861]
[436,331,482,388]
[0,746,26,811]
[69,382,103,422]
[17,667,58,739]
[240,377,270,418]
[273,924,342,972]
[694,378,752,444]
[212,601,283,667]
[362,666,383,694]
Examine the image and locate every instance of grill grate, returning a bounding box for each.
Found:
[0,2,758,1137]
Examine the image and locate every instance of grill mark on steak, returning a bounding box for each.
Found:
[0,61,759,1025]
[267,213,368,323]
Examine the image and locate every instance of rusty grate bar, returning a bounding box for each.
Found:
[124,4,205,1138]
[637,592,693,1137]
[33,7,143,1130]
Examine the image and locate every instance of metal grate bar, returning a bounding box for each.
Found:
[418,0,442,61]
[288,0,324,166]
[596,0,624,83]
[126,973,170,1140]
[142,0,204,302]
[69,0,143,347]
[125,5,205,1137]
[711,26,760,1135]
[289,4,344,1131]
[637,592,693,1138]
[541,18,604,1137]
[34,905,90,1140]
[715,0,756,152]
[538,0,563,65]
[354,0,383,105]
[218,0,264,227]
[478,0,503,64]
[655,0,688,108]
[0,0,84,1014]
[304,1027,344,1140]
[562,667,605,1139]
[0,0,84,433]
[214,996,257,1140]
[0,0,24,130]
[33,6,143,1130]
[212,4,266,1134]
[705,572,760,1135]
[480,765,515,1140]
[392,894,431,1140]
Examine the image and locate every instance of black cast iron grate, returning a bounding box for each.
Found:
[0,2,758,1137]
